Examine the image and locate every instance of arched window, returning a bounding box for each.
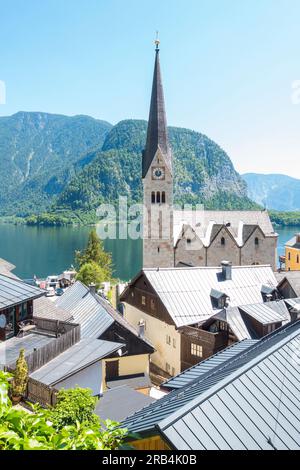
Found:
[156,192,161,203]
[151,192,155,204]
[255,237,259,246]
[162,192,166,203]
[221,237,225,246]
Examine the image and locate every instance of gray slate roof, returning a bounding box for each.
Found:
[107,373,152,391]
[30,338,124,386]
[142,265,278,327]
[162,339,257,390]
[143,48,172,178]
[0,259,18,279]
[33,296,72,322]
[122,320,300,450]
[0,273,45,311]
[95,385,156,423]
[239,302,288,325]
[0,332,54,369]
[55,282,114,338]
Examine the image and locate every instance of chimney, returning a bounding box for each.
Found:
[89,283,96,295]
[221,261,232,281]
[138,319,146,339]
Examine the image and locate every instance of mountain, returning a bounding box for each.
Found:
[0,112,112,215]
[243,173,300,211]
[56,120,256,214]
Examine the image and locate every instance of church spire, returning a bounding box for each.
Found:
[142,39,172,178]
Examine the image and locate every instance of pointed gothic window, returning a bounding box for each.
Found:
[255,237,259,246]
[151,192,155,204]
[156,192,161,203]
[221,237,225,246]
[162,192,166,203]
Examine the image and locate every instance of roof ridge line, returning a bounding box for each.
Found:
[158,321,300,432]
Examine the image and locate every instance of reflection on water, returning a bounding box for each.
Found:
[0,223,298,281]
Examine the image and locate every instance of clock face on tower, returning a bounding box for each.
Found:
[152,167,165,180]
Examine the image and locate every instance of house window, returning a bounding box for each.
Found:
[191,343,203,358]
[297,255,299,264]
[156,192,161,203]
[157,246,160,253]
[255,237,259,246]
[19,303,28,321]
[150,298,155,310]
[151,192,155,204]
[166,363,171,374]
[187,238,192,244]
[221,237,225,246]
[288,252,291,261]
[266,323,277,334]
[141,296,146,306]
[166,335,171,345]
[162,192,166,203]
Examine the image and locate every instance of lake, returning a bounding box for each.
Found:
[0,223,298,281]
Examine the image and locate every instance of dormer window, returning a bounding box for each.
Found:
[261,285,277,302]
[210,289,228,309]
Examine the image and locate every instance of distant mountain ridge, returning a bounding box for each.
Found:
[56,119,256,213]
[243,173,300,211]
[0,112,112,215]
[0,111,257,219]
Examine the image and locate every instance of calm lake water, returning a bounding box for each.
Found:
[0,223,298,281]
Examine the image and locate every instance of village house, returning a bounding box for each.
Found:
[141,43,278,271]
[276,271,300,298]
[122,320,300,450]
[39,281,155,394]
[283,233,300,271]
[120,262,279,378]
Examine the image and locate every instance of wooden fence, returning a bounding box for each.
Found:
[26,377,58,407]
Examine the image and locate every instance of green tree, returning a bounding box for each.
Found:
[76,261,107,290]
[11,349,28,401]
[75,229,113,280]
[50,388,99,430]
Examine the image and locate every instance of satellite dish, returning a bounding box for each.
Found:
[0,314,7,329]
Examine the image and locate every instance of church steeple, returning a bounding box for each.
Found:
[142,41,172,178]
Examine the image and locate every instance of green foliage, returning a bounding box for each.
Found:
[0,373,127,450]
[0,112,112,217]
[11,349,28,399]
[76,229,113,279]
[270,210,300,227]
[76,262,108,289]
[56,120,255,216]
[49,388,99,430]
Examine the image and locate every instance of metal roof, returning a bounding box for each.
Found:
[142,265,278,327]
[240,303,288,325]
[122,321,300,444]
[173,210,276,247]
[55,282,114,338]
[107,373,152,391]
[0,332,55,369]
[95,385,156,423]
[162,340,257,390]
[0,273,45,311]
[30,338,124,386]
[160,322,300,450]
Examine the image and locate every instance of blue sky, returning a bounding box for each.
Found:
[0,0,300,177]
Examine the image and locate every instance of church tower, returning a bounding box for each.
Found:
[142,40,174,268]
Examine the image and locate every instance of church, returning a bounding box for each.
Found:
[142,40,277,271]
